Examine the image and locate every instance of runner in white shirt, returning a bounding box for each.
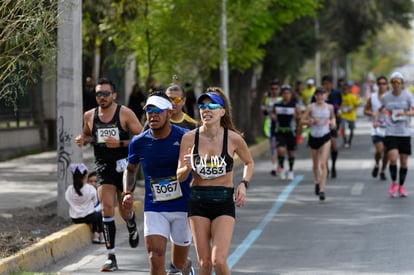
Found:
[374,72,414,197]
[364,75,389,181]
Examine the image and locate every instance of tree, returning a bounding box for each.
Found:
[0,0,58,107]
[350,23,412,81]
[80,0,414,141]
[81,0,317,141]
[316,0,413,79]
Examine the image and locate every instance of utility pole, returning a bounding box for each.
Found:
[315,15,321,86]
[220,0,229,97]
[57,0,83,218]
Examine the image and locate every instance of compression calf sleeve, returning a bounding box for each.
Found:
[389,165,397,182]
[278,156,284,169]
[288,157,295,171]
[399,167,407,186]
[331,150,338,168]
[103,216,116,252]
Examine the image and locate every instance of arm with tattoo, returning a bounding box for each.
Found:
[123,163,137,194]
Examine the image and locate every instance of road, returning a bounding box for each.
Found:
[44,115,414,275]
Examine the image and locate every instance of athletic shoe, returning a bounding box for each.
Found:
[92,232,100,244]
[280,169,287,180]
[188,258,195,275]
[277,166,283,176]
[128,227,139,248]
[380,172,386,181]
[372,166,379,178]
[101,254,118,272]
[319,192,325,201]
[344,143,350,148]
[166,263,183,275]
[389,183,398,197]
[287,171,294,180]
[314,184,320,196]
[270,169,276,176]
[399,186,408,197]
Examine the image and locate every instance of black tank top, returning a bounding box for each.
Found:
[92,105,129,162]
[192,127,234,179]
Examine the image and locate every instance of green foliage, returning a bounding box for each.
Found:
[317,0,413,74]
[0,0,57,108]
[350,23,412,80]
[81,0,413,93]
[82,0,317,88]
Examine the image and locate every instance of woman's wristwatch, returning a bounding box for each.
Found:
[240,179,249,189]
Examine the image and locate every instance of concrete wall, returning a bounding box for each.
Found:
[0,127,43,160]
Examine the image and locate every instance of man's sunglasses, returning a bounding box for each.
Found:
[391,79,402,84]
[169,97,184,103]
[95,91,112,97]
[145,106,164,114]
[198,103,222,110]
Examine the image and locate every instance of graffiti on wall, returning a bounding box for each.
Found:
[57,115,72,187]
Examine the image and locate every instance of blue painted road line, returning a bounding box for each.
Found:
[227,175,304,269]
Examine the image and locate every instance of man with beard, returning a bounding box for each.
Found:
[75,77,143,271]
[123,91,194,274]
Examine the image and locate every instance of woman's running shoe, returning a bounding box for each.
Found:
[389,183,398,197]
[399,186,408,197]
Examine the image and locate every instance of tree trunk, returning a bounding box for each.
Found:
[229,67,255,144]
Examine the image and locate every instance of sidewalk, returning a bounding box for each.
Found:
[0,146,94,211]
[0,140,269,274]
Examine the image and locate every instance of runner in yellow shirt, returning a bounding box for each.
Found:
[340,81,359,148]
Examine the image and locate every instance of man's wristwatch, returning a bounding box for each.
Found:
[240,179,249,189]
[121,191,132,200]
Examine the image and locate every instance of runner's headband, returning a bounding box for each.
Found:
[143,96,173,110]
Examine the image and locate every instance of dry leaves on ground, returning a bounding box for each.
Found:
[0,201,71,259]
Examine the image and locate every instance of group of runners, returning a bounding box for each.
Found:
[74,78,254,275]
[261,71,413,201]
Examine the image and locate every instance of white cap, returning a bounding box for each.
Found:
[143,96,173,110]
[306,78,315,85]
[390,71,404,81]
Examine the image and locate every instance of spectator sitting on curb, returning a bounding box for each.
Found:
[65,163,103,244]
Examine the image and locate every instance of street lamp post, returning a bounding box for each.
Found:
[220,0,229,97]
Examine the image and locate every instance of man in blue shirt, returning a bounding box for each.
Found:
[122,91,194,274]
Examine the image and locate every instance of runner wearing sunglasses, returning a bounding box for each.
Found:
[75,77,143,271]
[374,72,414,197]
[166,84,198,130]
[364,76,389,181]
[177,87,254,275]
[124,91,194,274]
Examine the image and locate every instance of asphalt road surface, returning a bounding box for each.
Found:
[44,115,414,275]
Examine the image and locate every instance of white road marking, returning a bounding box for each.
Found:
[351,182,364,196]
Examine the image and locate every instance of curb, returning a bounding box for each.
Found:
[0,201,143,274]
[0,140,268,274]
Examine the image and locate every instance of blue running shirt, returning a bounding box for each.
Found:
[128,125,191,212]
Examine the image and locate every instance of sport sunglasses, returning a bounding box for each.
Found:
[169,97,184,103]
[198,103,222,110]
[145,106,164,114]
[95,91,112,97]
